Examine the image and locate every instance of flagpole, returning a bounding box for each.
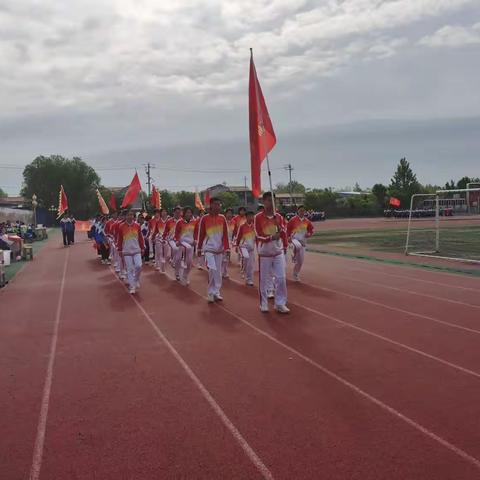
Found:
[250,48,276,214]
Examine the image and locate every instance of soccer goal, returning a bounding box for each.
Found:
[405,188,480,264]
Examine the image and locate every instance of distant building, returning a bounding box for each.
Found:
[202,184,255,208]
[275,193,306,208]
[0,196,27,208]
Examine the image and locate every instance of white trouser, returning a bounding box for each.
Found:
[154,238,167,271]
[205,252,223,296]
[259,254,287,308]
[222,251,231,277]
[291,239,305,276]
[241,247,255,283]
[168,240,180,275]
[108,237,115,261]
[123,253,142,289]
[178,242,194,281]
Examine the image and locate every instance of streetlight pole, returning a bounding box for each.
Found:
[32,194,38,228]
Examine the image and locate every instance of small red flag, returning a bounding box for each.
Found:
[195,191,204,211]
[121,172,142,208]
[249,49,276,199]
[151,185,161,209]
[57,185,68,218]
[96,189,109,215]
[109,191,117,211]
[204,189,210,206]
[389,197,401,208]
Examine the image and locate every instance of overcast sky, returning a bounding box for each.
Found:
[1,0,479,195]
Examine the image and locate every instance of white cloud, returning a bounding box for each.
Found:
[0,0,476,118]
[419,23,480,47]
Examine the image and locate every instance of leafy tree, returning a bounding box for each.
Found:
[218,191,238,210]
[371,183,387,208]
[21,155,101,219]
[173,191,195,209]
[444,180,456,190]
[389,157,421,207]
[456,176,480,190]
[353,182,362,192]
[275,181,306,194]
[158,190,175,212]
[0,187,7,198]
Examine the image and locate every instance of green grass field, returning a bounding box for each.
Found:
[310,225,480,260]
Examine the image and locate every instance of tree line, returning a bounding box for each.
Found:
[17,155,479,219]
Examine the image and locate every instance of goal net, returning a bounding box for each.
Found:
[405,188,480,264]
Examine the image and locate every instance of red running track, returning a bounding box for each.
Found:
[1,235,480,479]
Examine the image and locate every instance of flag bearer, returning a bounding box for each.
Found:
[163,206,183,280]
[254,192,289,313]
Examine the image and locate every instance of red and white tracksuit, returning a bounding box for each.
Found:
[254,212,288,309]
[152,218,169,271]
[117,221,145,290]
[222,218,236,277]
[287,215,314,277]
[233,214,247,265]
[174,218,197,283]
[197,214,230,297]
[236,221,255,284]
[163,217,181,276]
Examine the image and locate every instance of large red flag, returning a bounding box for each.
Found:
[121,172,142,208]
[249,49,276,199]
[151,185,161,209]
[109,191,117,211]
[96,189,109,214]
[57,185,68,218]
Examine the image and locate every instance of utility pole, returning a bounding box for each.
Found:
[144,163,155,197]
[284,163,294,205]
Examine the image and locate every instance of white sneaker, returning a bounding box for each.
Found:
[246,281,254,286]
[214,294,223,301]
[267,291,275,299]
[293,274,300,282]
[181,278,190,287]
[136,281,140,289]
[260,304,269,313]
[129,287,136,294]
[207,294,215,303]
[175,274,180,281]
[222,274,230,279]
[275,305,290,314]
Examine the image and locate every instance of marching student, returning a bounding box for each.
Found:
[163,206,183,280]
[117,210,145,294]
[235,210,256,286]
[233,207,247,266]
[254,192,289,314]
[151,208,169,272]
[104,212,118,263]
[113,211,128,280]
[174,206,197,286]
[140,216,151,263]
[287,205,314,281]
[197,197,230,303]
[94,216,110,264]
[195,211,206,270]
[222,208,235,278]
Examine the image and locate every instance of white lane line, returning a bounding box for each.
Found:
[158,269,480,472]
[29,248,69,480]
[111,269,274,480]
[337,274,480,310]
[311,250,480,286]
[227,278,480,379]
[349,266,480,293]
[288,278,480,336]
